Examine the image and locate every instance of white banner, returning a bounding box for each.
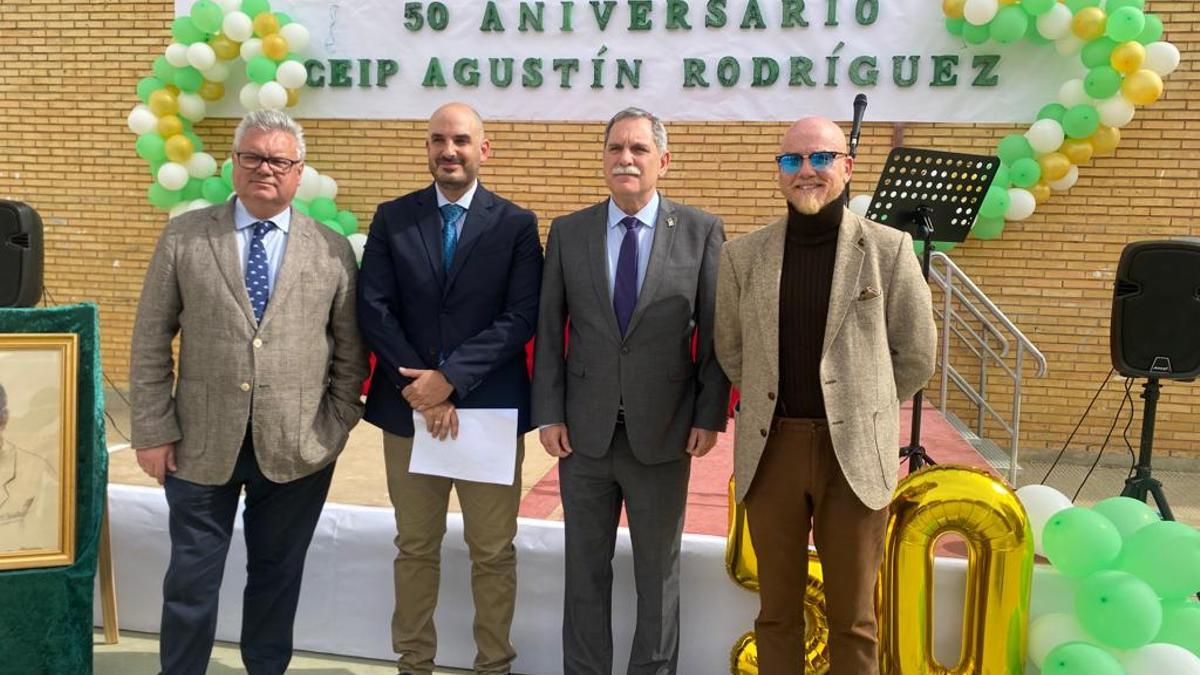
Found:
[181,0,1083,122]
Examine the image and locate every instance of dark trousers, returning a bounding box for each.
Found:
[159,429,334,675]
[559,423,691,675]
[744,418,888,675]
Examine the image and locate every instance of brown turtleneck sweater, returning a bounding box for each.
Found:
[777,199,842,419]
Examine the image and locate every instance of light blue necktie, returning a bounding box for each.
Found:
[439,203,466,274]
[246,220,274,323]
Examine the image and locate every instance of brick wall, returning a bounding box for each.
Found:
[1,2,1197,457]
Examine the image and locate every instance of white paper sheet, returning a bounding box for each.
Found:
[409,408,519,485]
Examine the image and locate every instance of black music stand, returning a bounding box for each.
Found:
[866,147,1000,472]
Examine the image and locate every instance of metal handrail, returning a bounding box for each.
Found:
[927,251,1048,483]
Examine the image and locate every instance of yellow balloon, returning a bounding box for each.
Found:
[1071,7,1107,41]
[1030,181,1052,204]
[164,84,181,97]
[164,134,195,163]
[1037,152,1071,182]
[1059,138,1094,165]
[878,466,1033,675]
[725,476,758,590]
[252,12,280,37]
[198,80,225,102]
[1090,124,1121,156]
[286,88,301,108]
[942,0,965,19]
[731,631,758,675]
[209,34,240,62]
[261,34,290,61]
[148,89,179,117]
[1121,69,1164,106]
[1110,41,1146,75]
[156,114,184,139]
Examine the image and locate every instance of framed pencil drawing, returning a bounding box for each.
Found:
[0,333,77,571]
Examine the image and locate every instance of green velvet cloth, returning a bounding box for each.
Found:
[0,303,107,675]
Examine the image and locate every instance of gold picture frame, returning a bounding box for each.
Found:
[0,333,78,571]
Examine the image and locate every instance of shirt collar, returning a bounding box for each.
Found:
[233,197,292,233]
[435,180,479,211]
[607,192,660,230]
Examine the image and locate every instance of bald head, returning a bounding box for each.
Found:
[426,102,490,200]
[780,117,848,155]
[777,116,853,214]
[429,102,485,138]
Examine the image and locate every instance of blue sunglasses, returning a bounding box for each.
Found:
[775,151,846,174]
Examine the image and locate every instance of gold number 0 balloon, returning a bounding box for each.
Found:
[877,466,1034,675]
[725,477,831,674]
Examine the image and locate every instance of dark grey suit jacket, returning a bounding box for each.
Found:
[532,196,729,464]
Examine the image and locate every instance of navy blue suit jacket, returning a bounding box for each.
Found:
[357,184,542,437]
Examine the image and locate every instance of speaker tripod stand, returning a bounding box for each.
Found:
[1120,377,1176,521]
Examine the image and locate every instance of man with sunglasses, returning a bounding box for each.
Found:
[130,110,367,674]
[714,117,935,674]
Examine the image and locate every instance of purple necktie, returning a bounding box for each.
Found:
[613,216,641,336]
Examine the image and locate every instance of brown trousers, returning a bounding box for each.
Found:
[383,431,525,675]
[744,418,888,675]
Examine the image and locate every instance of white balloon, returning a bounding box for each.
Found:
[222,11,253,43]
[1097,96,1136,128]
[177,92,206,122]
[1016,484,1073,555]
[214,0,242,12]
[202,61,230,83]
[963,0,998,26]
[848,194,872,216]
[1143,42,1181,77]
[1037,4,1073,40]
[1048,165,1079,191]
[318,175,339,200]
[157,163,190,191]
[1055,34,1084,57]
[297,166,322,201]
[185,42,216,72]
[1026,119,1066,155]
[127,105,158,135]
[1028,613,1089,668]
[240,37,263,62]
[186,152,218,179]
[187,199,213,213]
[165,43,190,68]
[258,81,288,110]
[1121,643,1200,675]
[347,233,368,266]
[279,23,311,53]
[275,60,308,89]
[1005,188,1036,221]
[239,82,263,111]
[1058,79,1091,108]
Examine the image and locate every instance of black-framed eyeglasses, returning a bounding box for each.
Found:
[234,152,302,173]
[775,151,846,174]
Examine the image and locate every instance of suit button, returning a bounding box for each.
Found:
[240,382,251,392]
[767,392,776,400]
[621,347,630,355]
[252,338,263,349]
[760,428,767,437]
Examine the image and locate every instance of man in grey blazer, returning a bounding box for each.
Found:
[533,107,730,675]
[130,110,367,675]
[715,117,936,674]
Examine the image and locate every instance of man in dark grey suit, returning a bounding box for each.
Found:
[532,108,730,674]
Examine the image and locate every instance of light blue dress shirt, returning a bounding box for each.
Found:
[435,180,478,235]
[234,198,291,297]
[605,192,660,299]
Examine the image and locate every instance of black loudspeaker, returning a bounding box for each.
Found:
[1111,239,1200,379]
[0,200,44,307]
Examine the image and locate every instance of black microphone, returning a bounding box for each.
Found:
[849,93,868,158]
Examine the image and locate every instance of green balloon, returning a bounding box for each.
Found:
[1041,642,1124,675]
[1105,0,1145,15]
[241,0,273,19]
[190,0,225,34]
[335,210,359,235]
[1091,496,1159,539]
[153,56,178,84]
[1038,103,1068,122]
[148,183,183,210]
[1020,0,1056,16]
[1076,570,1163,649]
[1118,520,1200,599]
[1024,19,1051,44]
[990,6,1029,44]
[1081,37,1118,69]
[221,159,234,187]
[136,77,165,103]
[1156,600,1200,656]
[1042,506,1122,578]
[1136,13,1163,44]
[181,178,204,201]
[292,199,310,215]
[991,163,1011,188]
[1106,6,1146,42]
[1062,105,1100,139]
[980,186,1011,219]
[309,197,337,222]
[275,11,293,26]
[201,177,232,203]
[1064,0,1099,13]
[945,17,966,36]
[962,22,990,45]
[971,215,1005,240]
[997,134,1034,164]
[149,160,166,178]
[1084,66,1123,99]
[171,16,207,45]
[136,134,167,163]
[1009,158,1041,188]
[247,56,278,85]
[175,66,205,93]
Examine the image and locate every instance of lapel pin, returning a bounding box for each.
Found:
[667,216,676,228]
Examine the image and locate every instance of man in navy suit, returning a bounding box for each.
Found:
[357,102,543,675]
